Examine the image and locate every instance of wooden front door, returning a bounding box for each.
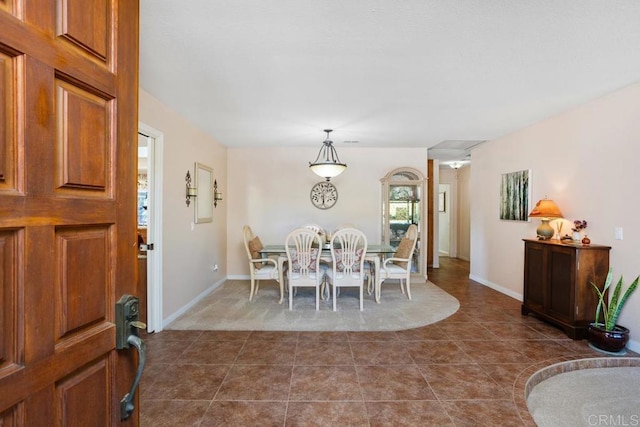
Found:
[0,0,140,425]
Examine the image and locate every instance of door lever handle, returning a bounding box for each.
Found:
[120,334,146,420]
[129,320,147,330]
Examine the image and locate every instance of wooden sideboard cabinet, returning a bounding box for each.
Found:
[521,239,611,339]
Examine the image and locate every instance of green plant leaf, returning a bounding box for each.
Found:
[610,276,623,307]
[608,275,639,330]
[592,268,613,326]
[591,282,605,324]
[607,276,625,330]
[602,268,613,293]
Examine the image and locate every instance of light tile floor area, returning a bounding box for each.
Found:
[140,257,637,426]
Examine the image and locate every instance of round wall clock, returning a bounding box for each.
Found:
[310,181,338,210]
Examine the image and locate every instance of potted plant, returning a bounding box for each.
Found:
[588,268,639,353]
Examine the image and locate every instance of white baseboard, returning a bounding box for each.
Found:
[469,274,523,302]
[162,277,226,328]
[227,274,251,280]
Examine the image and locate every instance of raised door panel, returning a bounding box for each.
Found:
[0,405,22,424]
[55,79,112,194]
[57,0,111,65]
[574,248,610,322]
[547,247,574,322]
[0,52,7,182]
[523,243,545,311]
[57,357,109,427]
[0,230,20,371]
[56,227,110,339]
[0,50,15,189]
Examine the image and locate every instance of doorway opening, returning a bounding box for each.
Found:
[138,123,164,332]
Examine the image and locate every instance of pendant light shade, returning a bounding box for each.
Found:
[309,129,347,181]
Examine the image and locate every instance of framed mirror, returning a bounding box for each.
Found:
[194,162,213,223]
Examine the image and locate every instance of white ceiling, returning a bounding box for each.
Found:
[139,0,640,156]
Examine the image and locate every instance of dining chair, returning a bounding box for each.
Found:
[242,225,280,301]
[285,228,324,310]
[329,223,356,241]
[325,228,368,311]
[302,224,327,244]
[377,224,418,301]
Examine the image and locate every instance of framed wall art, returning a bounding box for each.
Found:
[500,169,530,221]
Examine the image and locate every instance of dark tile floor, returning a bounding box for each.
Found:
[140,257,636,426]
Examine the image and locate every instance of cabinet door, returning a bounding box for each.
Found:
[574,248,610,322]
[524,243,546,312]
[547,246,575,322]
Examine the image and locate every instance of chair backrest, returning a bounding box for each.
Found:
[405,224,418,241]
[285,228,322,276]
[242,225,255,259]
[393,224,418,269]
[243,225,265,266]
[330,228,367,279]
[302,224,326,243]
[302,224,323,234]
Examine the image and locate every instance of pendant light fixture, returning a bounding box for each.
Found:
[309,129,347,181]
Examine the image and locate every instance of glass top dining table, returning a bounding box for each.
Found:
[259,244,395,304]
[260,244,395,255]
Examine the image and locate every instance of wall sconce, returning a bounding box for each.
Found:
[185,170,197,206]
[214,179,223,207]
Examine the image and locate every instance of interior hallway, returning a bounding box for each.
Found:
[139,257,635,426]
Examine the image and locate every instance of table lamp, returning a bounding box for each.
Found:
[528,198,563,240]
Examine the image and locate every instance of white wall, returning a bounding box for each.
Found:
[456,165,471,261]
[439,165,471,261]
[139,89,228,320]
[227,147,428,276]
[470,81,640,351]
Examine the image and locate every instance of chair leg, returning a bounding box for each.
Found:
[249,277,256,301]
[332,284,337,311]
[406,279,412,300]
[289,282,294,310]
[400,279,406,294]
[320,279,328,300]
[360,285,363,311]
[315,286,320,310]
